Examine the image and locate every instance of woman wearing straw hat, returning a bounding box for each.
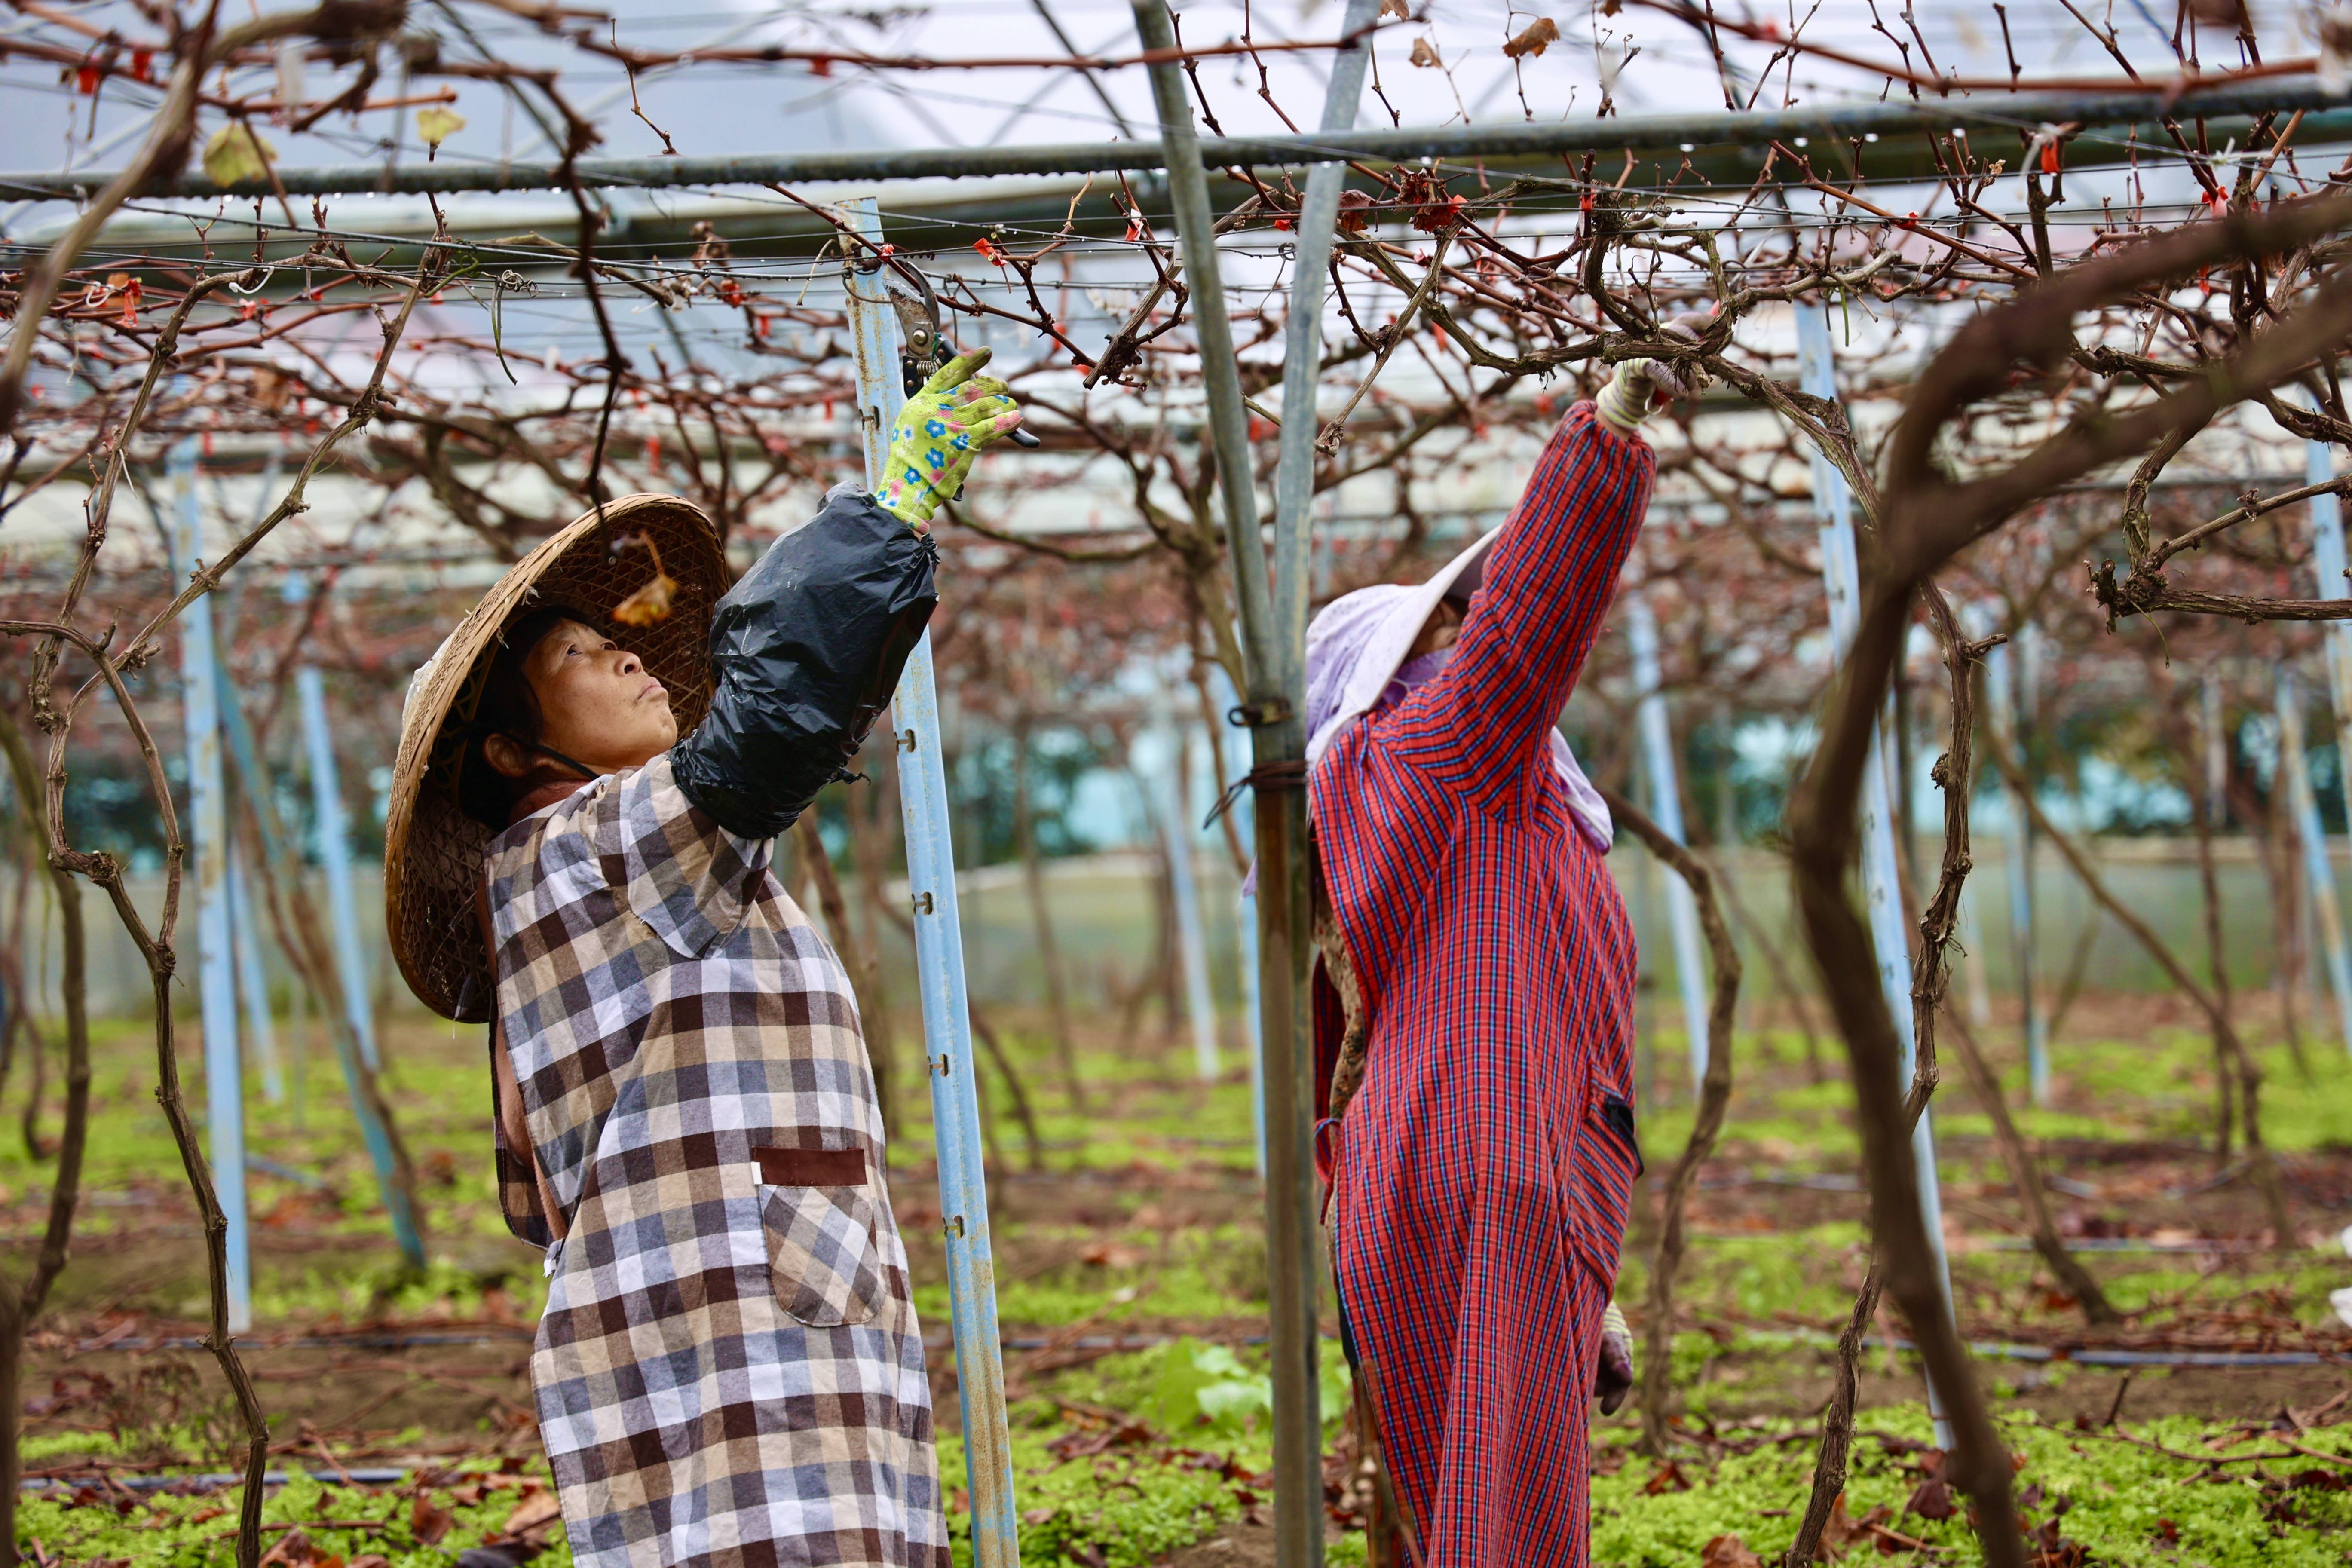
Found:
[1306,328,1703,1567]
[386,353,1019,1568]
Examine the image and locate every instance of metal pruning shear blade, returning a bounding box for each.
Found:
[885,262,1040,447]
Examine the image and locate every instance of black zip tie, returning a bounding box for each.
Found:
[1225,697,1295,728]
[1202,757,1308,828]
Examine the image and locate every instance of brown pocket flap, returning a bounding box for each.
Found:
[755,1146,866,1186]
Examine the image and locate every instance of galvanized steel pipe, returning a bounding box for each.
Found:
[1131,3,1322,1564]
[836,196,1022,1568]
[7,81,2351,199]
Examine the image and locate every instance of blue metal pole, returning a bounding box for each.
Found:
[220,587,426,1268]
[2302,435,2352,1052]
[836,195,1019,1568]
[1984,641,2049,1103]
[226,852,284,1105]
[283,586,382,1073]
[1204,661,1266,1176]
[2278,670,2352,1051]
[1795,303,1953,1447]
[1155,721,1222,1082]
[1624,590,1711,1089]
[169,440,251,1335]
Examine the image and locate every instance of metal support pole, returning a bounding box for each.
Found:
[836,196,1019,1568]
[169,440,250,1335]
[1957,885,1993,1029]
[1240,889,1266,1178]
[1271,0,1383,652]
[1984,641,2047,1104]
[227,578,426,1268]
[1625,591,1710,1089]
[2202,673,2230,826]
[2278,671,2352,1051]
[226,852,284,1105]
[1155,722,1222,1082]
[48,79,2352,202]
[285,619,382,1072]
[1133,4,1334,1560]
[1214,663,1268,1177]
[1795,304,1953,1448]
[2304,435,2352,1053]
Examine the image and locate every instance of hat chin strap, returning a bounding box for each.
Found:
[506,736,603,784]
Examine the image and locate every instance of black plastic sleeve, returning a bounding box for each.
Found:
[671,489,938,839]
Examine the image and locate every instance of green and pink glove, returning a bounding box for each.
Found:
[875,347,1023,528]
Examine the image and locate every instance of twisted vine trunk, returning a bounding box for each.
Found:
[0,706,88,1568]
[1596,787,1743,1458]
[1786,585,1990,1565]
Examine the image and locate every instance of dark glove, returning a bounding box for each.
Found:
[1596,1300,1635,1414]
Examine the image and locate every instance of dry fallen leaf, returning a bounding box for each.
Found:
[1904,1475,1956,1521]
[1078,1240,1147,1268]
[202,123,276,187]
[410,1493,455,1546]
[1700,1533,1764,1568]
[1502,17,1559,58]
[1641,1460,1691,1494]
[504,1485,565,1538]
[1408,36,1442,67]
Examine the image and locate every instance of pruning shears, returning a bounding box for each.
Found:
[883,260,1042,447]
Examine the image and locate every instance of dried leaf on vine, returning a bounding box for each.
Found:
[1408,37,1443,67]
[612,570,677,627]
[1378,0,1410,18]
[1503,18,1559,58]
[611,533,677,627]
[416,107,466,150]
[201,123,276,187]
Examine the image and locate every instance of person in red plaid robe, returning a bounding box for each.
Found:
[1306,335,1703,1566]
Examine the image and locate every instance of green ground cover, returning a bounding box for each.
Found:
[12,1002,2352,1563]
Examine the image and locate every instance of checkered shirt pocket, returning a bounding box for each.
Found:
[760,1176,888,1327]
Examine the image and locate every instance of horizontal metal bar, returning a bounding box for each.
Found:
[4,80,2349,200]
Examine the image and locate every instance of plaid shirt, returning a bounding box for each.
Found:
[1313,403,1651,1566]
[486,754,947,1568]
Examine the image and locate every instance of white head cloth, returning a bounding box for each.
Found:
[1304,529,1613,854]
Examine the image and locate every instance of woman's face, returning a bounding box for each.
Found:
[1409,597,1466,660]
[486,618,677,782]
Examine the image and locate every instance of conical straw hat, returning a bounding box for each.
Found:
[385,494,727,1022]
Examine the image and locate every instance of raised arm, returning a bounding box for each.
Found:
[1379,401,1655,810]
[670,487,937,840]
[671,349,1017,840]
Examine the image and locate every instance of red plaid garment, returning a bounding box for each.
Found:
[1313,402,1651,1567]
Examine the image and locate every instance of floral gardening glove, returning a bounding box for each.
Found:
[1596,1299,1635,1414]
[875,346,1023,528]
[1594,309,1714,435]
